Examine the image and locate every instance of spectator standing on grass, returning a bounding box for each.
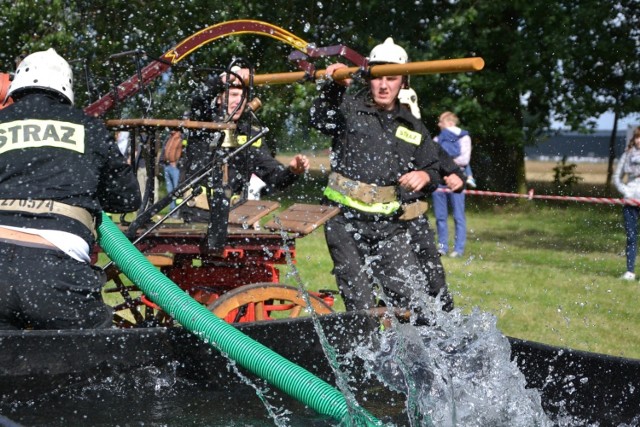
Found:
[614,126,640,281]
[432,111,472,258]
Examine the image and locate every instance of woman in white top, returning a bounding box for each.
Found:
[614,126,640,280]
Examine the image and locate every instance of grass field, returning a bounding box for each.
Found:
[525,160,611,184]
[270,158,640,360]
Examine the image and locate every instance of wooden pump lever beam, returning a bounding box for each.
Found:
[105,118,236,130]
[252,57,485,86]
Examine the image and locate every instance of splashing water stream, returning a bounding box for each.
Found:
[275,219,385,426]
[355,308,553,426]
[276,222,552,426]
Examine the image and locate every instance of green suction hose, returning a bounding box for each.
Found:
[97,213,381,426]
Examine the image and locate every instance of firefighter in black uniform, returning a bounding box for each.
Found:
[181,67,308,223]
[398,88,464,312]
[310,38,441,318]
[404,144,464,313]
[0,48,141,330]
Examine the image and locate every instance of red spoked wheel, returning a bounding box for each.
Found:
[207,283,334,323]
[103,266,176,328]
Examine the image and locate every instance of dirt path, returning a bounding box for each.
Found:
[525,161,610,184]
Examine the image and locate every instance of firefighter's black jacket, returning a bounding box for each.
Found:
[310,82,441,207]
[0,93,141,244]
[185,79,298,197]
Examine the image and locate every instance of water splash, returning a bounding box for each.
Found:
[274,219,387,426]
[223,356,293,427]
[273,215,553,425]
[355,307,554,427]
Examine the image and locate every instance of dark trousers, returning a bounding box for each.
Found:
[432,188,467,254]
[0,242,112,330]
[623,205,640,272]
[407,216,454,312]
[325,214,426,312]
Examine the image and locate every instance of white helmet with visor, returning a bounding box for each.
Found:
[6,48,74,105]
[368,37,408,64]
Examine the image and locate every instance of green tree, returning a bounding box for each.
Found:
[408,2,570,192]
[552,0,640,189]
[2,0,638,192]
[0,0,79,67]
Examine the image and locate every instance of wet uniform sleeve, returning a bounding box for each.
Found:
[250,147,299,192]
[184,76,225,177]
[190,75,222,121]
[97,137,141,213]
[413,126,441,195]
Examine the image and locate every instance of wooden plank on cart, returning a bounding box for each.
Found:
[264,203,340,235]
[228,200,281,226]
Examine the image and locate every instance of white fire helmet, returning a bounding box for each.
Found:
[368,37,408,64]
[6,48,74,105]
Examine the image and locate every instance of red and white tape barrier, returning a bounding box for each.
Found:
[435,188,640,207]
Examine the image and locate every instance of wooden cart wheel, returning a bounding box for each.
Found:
[103,265,176,328]
[207,283,334,323]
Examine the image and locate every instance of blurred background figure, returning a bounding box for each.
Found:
[115,130,130,157]
[161,129,185,216]
[432,111,473,258]
[614,126,640,281]
[180,65,308,223]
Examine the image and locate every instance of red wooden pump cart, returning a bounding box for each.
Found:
[99,200,339,327]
